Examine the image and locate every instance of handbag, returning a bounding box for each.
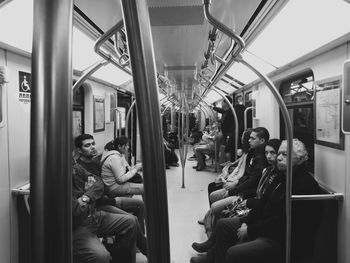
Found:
[222,198,250,218]
[127,172,143,184]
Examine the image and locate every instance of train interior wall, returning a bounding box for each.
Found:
[0,46,123,263]
[253,40,350,263]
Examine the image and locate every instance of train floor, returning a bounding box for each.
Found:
[136,147,220,263]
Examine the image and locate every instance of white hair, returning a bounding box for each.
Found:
[281,138,308,162]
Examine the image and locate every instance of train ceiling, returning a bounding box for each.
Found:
[74,0,283,109]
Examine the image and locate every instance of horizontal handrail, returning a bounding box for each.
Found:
[11,183,30,196]
[72,59,109,94]
[292,193,343,201]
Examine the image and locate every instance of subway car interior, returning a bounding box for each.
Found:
[1,0,350,263]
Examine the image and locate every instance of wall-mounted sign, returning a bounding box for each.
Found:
[18,71,31,103]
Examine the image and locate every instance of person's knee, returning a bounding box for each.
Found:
[225,246,246,263]
[94,246,111,263]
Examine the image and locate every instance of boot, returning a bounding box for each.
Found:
[192,238,214,253]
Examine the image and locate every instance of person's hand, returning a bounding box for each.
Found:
[134,162,143,171]
[84,176,96,191]
[237,223,248,242]
[222,190,229,198]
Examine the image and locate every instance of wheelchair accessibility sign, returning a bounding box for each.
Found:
[19,71,31,103]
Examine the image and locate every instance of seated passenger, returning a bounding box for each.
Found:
[193,122,224,171]
[164,138,179,168]
[196,127,269,236]
[74,134,147,250]
[72,135,139,263]
[206,128,252,206]
[190,139,322,263]
[100,136,143,197]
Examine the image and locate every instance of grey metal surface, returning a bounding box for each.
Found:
[120,1,170,263]
[31,0,73,263]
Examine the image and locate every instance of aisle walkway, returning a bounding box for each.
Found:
[166,150,218,263]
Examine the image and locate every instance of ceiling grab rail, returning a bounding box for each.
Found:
[113,31,130,67]
[200,0,246,98]
[238,57,293,263]
[94,20,132,75]
[125,99,136,136]
[120,1,170,262]
[244,106,254,131]
[72,59,110,95]
[211,88,239,161]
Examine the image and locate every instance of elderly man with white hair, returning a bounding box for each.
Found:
[191,138,322,263]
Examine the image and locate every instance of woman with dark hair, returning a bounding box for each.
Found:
[100,136,143,197]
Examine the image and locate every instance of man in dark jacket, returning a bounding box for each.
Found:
[213,97,246,160]
[73,134,138,263]
[190,139,322,263]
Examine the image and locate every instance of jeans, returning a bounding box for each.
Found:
[107,182,144,196]
[73,210,137,263]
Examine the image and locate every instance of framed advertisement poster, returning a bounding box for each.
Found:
[315,76,344,150]
[93,96,105,132]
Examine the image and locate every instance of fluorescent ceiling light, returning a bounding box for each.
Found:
[248,0,350,67]
[0,0,33,53]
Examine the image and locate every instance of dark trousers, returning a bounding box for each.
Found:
[73,210,137,263]
[214,217,282,263]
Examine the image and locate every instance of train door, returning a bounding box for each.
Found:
[117,91,136,162]
[243,90,253,129]
[279,71,315,172]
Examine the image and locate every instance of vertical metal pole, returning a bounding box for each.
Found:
[31,1,73,263]
[125,99,136,136]
[240,58,293,263]
[244,106,254,130]
[120,1,170,263]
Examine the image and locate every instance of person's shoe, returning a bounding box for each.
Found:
[192,165,198,169]
[192,239,214,253]
[190,255,208,263]
[197,219,204,225]
[188,156,197,161]
[170,163,179,167]
[165,165,170,169]
[196,166,205,171]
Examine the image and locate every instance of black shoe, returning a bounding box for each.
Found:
[166,165,170,169]
[192,239,213,253]
[196,166,205,171]
[192,166,198,169]
[190,255,208,263]
[197,219,204,225]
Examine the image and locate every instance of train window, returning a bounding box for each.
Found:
[244,91,253,107]
[280,75,314,103]
[110,93,116,122]
[280,71,315,173]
